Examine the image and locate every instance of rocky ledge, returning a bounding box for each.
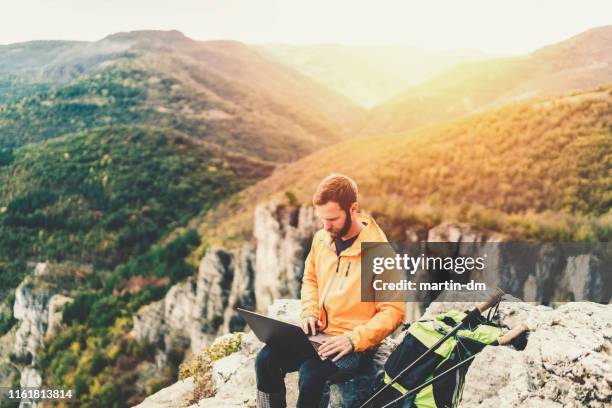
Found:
[135,299,611,408]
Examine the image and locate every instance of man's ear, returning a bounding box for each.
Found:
[351,202,359,214]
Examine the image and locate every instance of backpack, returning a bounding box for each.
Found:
[375,308,503,408]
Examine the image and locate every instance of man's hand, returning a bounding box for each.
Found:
[318,335,354,362]
[301,316,323,335]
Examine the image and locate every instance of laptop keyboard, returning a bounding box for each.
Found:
[310,341,321,352]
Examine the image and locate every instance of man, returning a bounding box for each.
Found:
[255,174,405,408]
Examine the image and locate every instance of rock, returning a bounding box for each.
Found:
[130,245,256,366]
[19,367,42,388]
[196,245,257,338]
[420,224,610,304]
[254,202,320,313]
[19,367,43,408]
[427,223,505,244]
[265,297,301,324]
[134,377,196,408]
[459,302,611,408]
[560,254,606,302]
[0,326,20,392]
[13,263,73,361]
[13,263,53,362]
[326,338,395,408]
[218,245,257,335]
[131,202,318,370]
[45,294,73,339]
[131,276,200,369]
[132,300,166,347]
[5,262,77,408]
[145,300,405,408]
[145,299,611,407]
[194,332,275,408]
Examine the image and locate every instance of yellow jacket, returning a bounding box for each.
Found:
[300,213,405,352]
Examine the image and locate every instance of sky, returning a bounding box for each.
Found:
[2,0,612,54]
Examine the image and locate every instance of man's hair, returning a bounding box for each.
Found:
[312,174,358,211]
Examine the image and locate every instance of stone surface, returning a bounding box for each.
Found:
[418,224,610,304]
[134,377,196,408]
[45,294,73,339]
[139,299,395,408]
[19,366,42,388]
[10,261,74,402]
[459,301,611,408]
[144,299,611,408]
[130,245,257,366]
[254,202,320,313]
[131,202,318,368]
[13,263,53,362]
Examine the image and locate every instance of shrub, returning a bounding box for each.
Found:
[178,333,243,402]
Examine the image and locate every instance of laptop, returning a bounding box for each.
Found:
[237,308,334,360]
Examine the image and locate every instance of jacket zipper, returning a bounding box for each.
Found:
[337,261,351,292]
[320,255,341,332]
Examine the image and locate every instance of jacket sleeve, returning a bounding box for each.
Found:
[300,234,319,320]
[344,298,405,352]
[344,243,405,352]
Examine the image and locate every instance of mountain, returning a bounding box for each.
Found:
[362,25,612,134]
[194,84,612,250]
[0,30,362,161]
[256,43,492,107]
[0,31,365,405]
[0,125,275,406]
[0,31,364,406]
[0,124,274,305]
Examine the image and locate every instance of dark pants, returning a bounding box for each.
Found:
[255,344,366,408]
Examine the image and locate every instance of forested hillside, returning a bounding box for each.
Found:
[195,85,612,251]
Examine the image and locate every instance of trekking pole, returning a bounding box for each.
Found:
[495,323,529,345]
[359,287,505,408]
[379,322,530,408]
[380,354,476,408]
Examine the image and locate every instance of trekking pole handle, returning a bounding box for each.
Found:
[476,287,505,312]
[497,323,530,345]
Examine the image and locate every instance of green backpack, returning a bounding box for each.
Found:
[376,308,504,408]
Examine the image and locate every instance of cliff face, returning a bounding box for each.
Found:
[8,262,74,407]
[131,205,609,382]
[130,245,256,366]
[130,201,320,364]
[254,203,320,312]
[3,201,609,407]
[13,263,53,366]
[405,223,610,305]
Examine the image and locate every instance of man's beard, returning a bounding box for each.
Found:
[327,208,352,239]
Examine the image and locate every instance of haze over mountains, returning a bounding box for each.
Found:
[360,25,612,134]
[257,43,493,107]
[3,26,612,151]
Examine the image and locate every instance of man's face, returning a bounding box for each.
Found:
[315,201,352,239]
